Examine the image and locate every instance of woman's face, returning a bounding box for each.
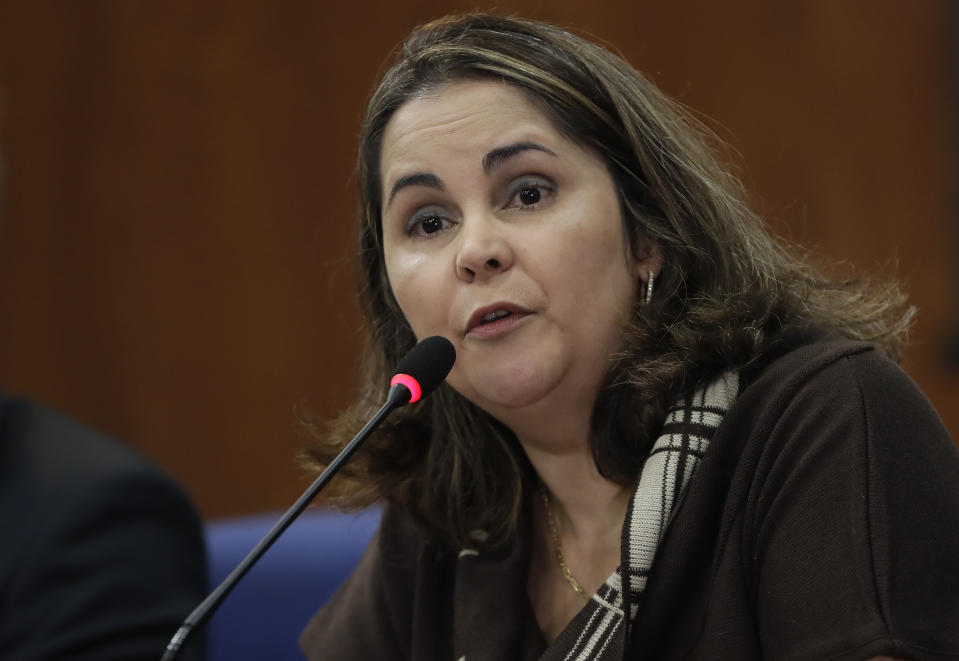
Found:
[379,80,658,429]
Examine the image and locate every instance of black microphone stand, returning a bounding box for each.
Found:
[160,384,410,661]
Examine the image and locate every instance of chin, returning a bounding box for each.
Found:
[454,361,564,412]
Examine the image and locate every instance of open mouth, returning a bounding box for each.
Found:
[480,309,512,325]
[466,303,531,337]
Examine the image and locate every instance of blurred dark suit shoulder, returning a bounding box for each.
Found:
[0,394,207,661]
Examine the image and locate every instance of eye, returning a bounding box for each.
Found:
[518,187,541,205]
[406,209,453,238]
[420,215,445,234]
[504,177,554,210]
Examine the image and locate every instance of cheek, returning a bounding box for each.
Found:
[384,250,438,336]
[553,223,638,324]
[560,223,633,287]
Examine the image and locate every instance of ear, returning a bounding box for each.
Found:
[630,234,663,283]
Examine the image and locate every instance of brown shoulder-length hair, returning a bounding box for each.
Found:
[302,12,912,550]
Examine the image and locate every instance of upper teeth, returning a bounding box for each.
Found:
[481,309,510,323]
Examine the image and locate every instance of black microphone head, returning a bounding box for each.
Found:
[390,336,456,404]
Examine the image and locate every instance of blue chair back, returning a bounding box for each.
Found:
[204,507,381,661]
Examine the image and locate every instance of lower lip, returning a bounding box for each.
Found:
[467,312,531,339]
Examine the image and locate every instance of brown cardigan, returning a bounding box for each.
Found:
[301,331,959,660]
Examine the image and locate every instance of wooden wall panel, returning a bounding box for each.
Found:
[0,1,955,519]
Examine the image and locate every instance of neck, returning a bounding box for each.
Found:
[523,438,632,541]
[487,379,631,538]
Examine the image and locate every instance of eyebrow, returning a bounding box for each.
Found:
[386,173,445,209]
[482,141,557,174]
[385,141,557,209]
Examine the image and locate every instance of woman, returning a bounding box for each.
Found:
[300,13,959,660]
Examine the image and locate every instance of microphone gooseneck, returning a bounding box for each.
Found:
[160,336,455,660]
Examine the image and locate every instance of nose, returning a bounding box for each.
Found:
[455,213,514,283]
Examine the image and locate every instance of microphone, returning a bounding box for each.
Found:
[389,334,457,404]
[161,336,455,661]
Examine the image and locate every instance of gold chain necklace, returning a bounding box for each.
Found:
[538,483,590,602]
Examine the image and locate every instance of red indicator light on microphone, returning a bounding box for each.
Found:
[390,373,422,403]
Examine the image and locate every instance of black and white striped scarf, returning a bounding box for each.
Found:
[540,371,740,661]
